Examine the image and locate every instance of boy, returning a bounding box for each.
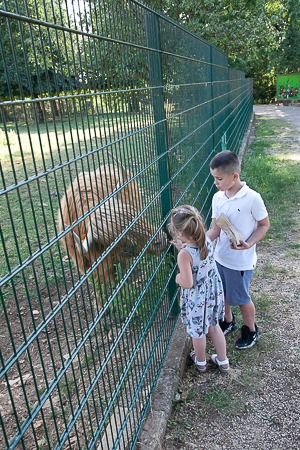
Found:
[207,151,270,349]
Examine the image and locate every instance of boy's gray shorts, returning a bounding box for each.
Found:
[216,262,253,306]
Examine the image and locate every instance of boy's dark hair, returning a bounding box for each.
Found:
[210,150,241,174]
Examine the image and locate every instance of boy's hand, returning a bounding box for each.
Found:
[170,239,186,251]
[230,217,270,250]
[230,240,251,250]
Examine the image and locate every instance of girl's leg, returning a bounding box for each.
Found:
[208,324,229,368]
[192,335,206,362]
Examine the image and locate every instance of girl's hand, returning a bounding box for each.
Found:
[170,239,186,251]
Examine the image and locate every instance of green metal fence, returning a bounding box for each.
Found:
[0,1,253,448]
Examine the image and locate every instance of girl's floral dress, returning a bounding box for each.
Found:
[180,238,224,338]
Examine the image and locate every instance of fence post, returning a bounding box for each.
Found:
[145,12,179,314]
[145,13,172,217]
[209,47,216,153]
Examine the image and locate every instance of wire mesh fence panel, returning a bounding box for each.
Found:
[0,1,253,448]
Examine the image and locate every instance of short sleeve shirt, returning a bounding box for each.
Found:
[211,182,268,270]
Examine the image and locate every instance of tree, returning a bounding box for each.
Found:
[0,0,81,120]
[278,0,300,73]
[78,0,150,113]
[146,0,300,102]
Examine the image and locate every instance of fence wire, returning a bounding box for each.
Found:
[0,1,253,448]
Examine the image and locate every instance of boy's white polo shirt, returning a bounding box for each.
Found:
[211,182,268,271]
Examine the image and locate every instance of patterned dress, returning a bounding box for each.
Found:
[180,238,224,339]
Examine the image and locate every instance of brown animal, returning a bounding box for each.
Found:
[58,160,167,306]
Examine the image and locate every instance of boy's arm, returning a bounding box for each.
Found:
[206,218,221,241]
[176,250,193,288]
[231,216,270,250]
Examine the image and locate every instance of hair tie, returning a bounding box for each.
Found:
[174,208,187,216]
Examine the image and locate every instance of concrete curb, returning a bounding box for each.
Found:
[239,111,255,161]
[137,322,191,450]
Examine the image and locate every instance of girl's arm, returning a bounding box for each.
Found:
[206,218,221,241]
[176,249,193,288]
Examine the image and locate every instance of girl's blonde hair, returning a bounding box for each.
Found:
[168,205,208,259]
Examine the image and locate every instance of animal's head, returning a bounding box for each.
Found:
[152,228,168,253]
[141,219,168,254]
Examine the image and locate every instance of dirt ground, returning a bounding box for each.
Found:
[254,104,300,160]
[162,105,300,450]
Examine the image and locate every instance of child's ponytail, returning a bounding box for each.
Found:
[192,212,208,259]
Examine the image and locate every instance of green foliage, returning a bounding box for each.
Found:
[2,0,298,104]
[0,0,80,99]
[147,0,300,102]
[279,0,300,73]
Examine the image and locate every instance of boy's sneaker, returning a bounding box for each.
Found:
[235,324,259,350]
[219,313,236,336]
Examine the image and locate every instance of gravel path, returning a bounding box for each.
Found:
[162,105,300,450]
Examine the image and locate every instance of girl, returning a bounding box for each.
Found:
[169,205,229,374]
